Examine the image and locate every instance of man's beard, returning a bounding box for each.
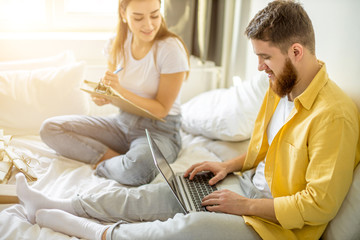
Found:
[270,58,297,98]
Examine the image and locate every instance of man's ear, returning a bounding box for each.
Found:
[289,43,304,62]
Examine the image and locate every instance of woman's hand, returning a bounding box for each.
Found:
[91,70,121,106]
[102,70,121,92]
[184,161,230,186]
[91,95,111,106]
[98,70,186,119]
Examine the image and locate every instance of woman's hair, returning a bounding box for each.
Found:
[245,0,315,54]
[108,0,190,72]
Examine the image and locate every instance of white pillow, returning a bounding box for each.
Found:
[0,51,76,71]
[322,163,360,240]
[181,72,268,141]
[0,62,90,135]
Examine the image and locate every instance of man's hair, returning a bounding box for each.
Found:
[245,0,315,54]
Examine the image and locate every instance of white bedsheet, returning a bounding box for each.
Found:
[0,131,249,240]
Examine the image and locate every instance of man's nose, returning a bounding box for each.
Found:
[258,57,267,71]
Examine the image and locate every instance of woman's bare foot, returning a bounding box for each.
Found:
[92,148,120,169]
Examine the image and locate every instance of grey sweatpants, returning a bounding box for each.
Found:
[72,169,265,240]
[40,112,182,185]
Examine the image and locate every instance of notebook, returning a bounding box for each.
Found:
[146,129,218,213]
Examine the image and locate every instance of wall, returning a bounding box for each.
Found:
[244,0,360,110]
[0,32,110,83]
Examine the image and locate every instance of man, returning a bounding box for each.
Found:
[16,1,360,239]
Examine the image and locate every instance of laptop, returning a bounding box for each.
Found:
[145,129,218,213]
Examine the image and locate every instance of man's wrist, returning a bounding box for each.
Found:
[247,198,278,224]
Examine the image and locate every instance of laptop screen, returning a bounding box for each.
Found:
[146,129,177,192]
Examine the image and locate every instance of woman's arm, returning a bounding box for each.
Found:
[103,71,186,119]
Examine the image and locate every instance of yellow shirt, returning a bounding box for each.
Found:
[242,62,360,240]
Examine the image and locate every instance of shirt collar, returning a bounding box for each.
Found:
[295,60,328,110]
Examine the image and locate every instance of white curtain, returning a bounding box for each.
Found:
[222,0,252,87]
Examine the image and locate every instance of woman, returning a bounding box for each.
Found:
[40,0,189,186]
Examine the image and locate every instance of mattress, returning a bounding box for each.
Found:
[0,131,249,239]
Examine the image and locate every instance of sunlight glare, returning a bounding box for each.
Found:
[0,0,45,21]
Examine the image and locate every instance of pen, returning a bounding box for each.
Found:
[113,67,123,74]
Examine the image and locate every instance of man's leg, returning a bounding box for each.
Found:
[35,209,261,240]
[73,181,183,223]
[17,172,183,227]
[16,173,75,223]
[36,209,261,240]
[36,209,108,240]
[107,212,262,240]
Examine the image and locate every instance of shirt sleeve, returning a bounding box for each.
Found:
[274,116,359,229]
[156,37,189,74]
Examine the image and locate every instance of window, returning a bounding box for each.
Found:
[0,0,166,32]
[0,0,46,31]
[52,0,118,32]
[64,0,118,14]
[0,0,118,32]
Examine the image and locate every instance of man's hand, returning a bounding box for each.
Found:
[184,153,247,186]
[203,190,278,223]
[202,189,250,215]
[203,189,278,223]
[184,161,229,185]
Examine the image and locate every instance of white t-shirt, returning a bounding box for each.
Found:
[252,96,295,198]
[104,33,189,115]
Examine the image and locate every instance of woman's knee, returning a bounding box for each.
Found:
[96,151,158,186]
[40,117,60,141]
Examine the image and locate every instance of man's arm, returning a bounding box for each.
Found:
[202,190,278,223]
[185,152,278,223]
[102,228,108,240]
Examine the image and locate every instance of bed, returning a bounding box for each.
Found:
[0,52,359,240]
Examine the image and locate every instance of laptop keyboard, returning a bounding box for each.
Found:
[184,172,218,211]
